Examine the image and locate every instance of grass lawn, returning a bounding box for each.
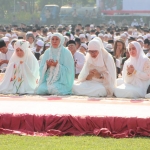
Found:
[0,135,150,150]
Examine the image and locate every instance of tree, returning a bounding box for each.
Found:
[36,0,95,9]
[0,0,13,18]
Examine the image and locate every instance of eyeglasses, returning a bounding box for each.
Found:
[88,50,98,54]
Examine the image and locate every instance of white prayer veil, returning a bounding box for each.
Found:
[78,38,116,97]
[48,33,65,61]
[0,39,39,94]
[122,41,149,92]
[50,33,65,49]
[126,41,148,71]
[86,38,104,67]
[12,39,32,62]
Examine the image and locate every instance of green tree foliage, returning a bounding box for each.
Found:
[36,0,95,9]
[0,0,95,23]
[0,0,13,17]
[0,0,95,15]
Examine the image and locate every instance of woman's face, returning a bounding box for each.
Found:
[16,48,24,58]
[88,50,99,58]
[128,44,137,57]
[51,36,60,48]
[115,42,124,57]
[116,42,123,51]
[27,36,34,44]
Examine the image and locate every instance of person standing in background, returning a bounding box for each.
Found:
[72,9,78,25]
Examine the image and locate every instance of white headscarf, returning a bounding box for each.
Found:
[126,41,148,71]
[86,39,104,67]
[78,38,116,96]
[13,40,33,62]
[50,33,65,55]
[0,39,39,94]
[122,41,150,94]
[39,33,65,90]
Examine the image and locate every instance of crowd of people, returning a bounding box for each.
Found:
[0,20,150,98]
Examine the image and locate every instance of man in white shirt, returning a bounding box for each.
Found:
[79,43,88,56]
[131,19,139,27]
[2,37,11,49]
[32,39,44,60]
[26,32,35,49]
[108,19,116,26]
[143,39,150,54]
[139,18,145,27]
[72,9,78,25]
[75,38,81,51]
[79,34,86,43]
[67,40,85,78]
[103,34,109,48]
[98,33,104,42]
[0,39,14,72]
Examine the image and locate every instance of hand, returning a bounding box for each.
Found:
[0,60,3,66]
[0,60,8,65]
[4,60,9,64]
[46,60,53,68]
[46,59,58,68]
[86,70,94,80]
[50,60,58,67]
[91,69,101,79]
[127,65,135,74]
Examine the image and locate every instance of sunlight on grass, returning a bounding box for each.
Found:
[0,135,150,150]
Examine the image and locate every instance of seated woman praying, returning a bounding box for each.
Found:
[114,41,150,98]
[36,33,74,95]
[73,38,116,97]
[0,39,39,94]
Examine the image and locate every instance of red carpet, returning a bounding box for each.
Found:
[0,95,150,138]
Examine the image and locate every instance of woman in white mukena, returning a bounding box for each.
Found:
[114,41,150,98]
[0,39,39,94]
[73,38,116,97]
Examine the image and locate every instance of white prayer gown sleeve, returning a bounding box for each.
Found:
[135,60,150,80]
[122,61,134,83]
[124,74,134,83]
[105,54,116,87]
[123,60,150,84]
[0,63,14,92]
[23,57,39,89]
[78,62,90,82]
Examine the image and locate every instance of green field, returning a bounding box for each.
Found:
[0,135,150,150]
